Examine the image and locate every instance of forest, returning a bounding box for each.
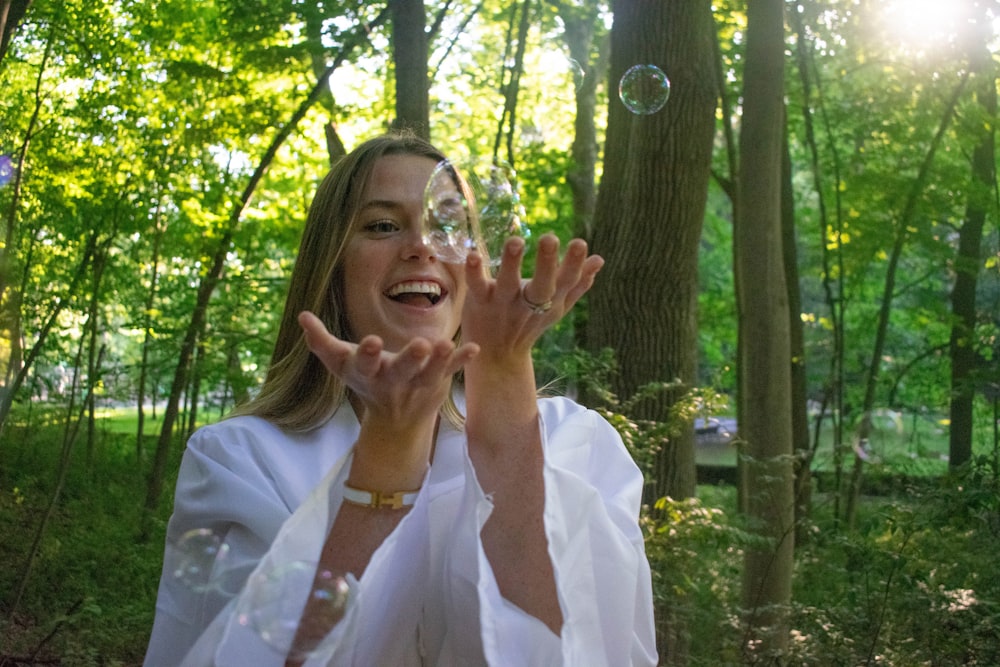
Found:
[1,0,998,665]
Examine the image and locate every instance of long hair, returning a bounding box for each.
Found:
[231,133,470,431]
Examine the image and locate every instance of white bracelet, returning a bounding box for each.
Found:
[342,483,420,510]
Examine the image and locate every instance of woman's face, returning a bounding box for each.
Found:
[342,154,467,352]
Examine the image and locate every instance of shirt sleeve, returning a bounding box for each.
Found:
[144,425,296,667]
[470,397,658,666]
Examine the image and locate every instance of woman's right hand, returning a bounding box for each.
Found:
[298,311,479,487]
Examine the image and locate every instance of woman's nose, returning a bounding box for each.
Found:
[401,225,437,262]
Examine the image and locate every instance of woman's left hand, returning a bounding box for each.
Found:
[461,232,604,362]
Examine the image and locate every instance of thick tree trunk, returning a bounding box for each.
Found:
[585,0,716,506]
[736,0,794,659]
[0,0,32,64]
[585,4,715,662]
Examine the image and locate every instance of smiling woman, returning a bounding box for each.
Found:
[142,132,657,667]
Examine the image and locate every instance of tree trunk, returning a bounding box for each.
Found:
[789,2,847,522]
[0,0,33,65]
[1,27,50,399]
[736,0,794,659]
[187,340,206,440]
[136,196,166,460]
[585,0,716,506]
[558,1,607,240]
[390,0,429,139]
[585,3,716,662]
[85,242,108,467]
[0,234,96,435]
[949,7,994,471]
[302,0,348,164]
[492,0,532,164]
[782,125,812,546]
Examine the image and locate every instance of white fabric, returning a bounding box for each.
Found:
[144,396,657,666]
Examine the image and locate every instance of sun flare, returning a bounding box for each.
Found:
[881,0,962,45]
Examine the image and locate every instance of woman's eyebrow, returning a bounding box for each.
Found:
[360,198,404,211]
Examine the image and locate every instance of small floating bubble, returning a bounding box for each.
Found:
[619,64,671,115]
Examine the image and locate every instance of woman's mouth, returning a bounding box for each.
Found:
[385,280,443,306]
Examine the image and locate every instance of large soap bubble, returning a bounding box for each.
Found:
[171,528,232,593]
[238,560,350,662]
[423,156,526,267]
[619,64,671,115]
[169,527,252,597]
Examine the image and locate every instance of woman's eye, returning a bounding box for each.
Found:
[363,219,399,234]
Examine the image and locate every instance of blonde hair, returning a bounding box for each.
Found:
[231,133,472,431]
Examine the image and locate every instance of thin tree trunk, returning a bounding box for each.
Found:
[302,1,348,163]
[0,234,97,436]
[845,73,969,527]
[136,194,166,460]
[711,8,747,515]
[85,244,108,467]
[187,340,205,440]
[782,124,812,546]
[736,0,794,659]
[558,1,606,241]
[7,345,104,620]
[790,2,848,522]
[492,0,532,164]
[1,26,50,396]
[949,9,995,470]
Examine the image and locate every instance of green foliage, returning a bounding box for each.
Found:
[643,490,759,664]
[789,459,1000,665]
[537,344,729,479]
[0,415,174,664]
[634,456,1000,666]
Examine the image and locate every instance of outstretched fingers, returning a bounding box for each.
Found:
[298,310,478,387]
[298,310,360,377]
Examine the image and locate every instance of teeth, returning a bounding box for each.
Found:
[386,281,442,297]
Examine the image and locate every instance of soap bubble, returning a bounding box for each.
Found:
[238,560,350,662]
[0,155,14,188]
[618,64,671,115]
[567,57,586,91]
[172,528,231,593]
[423,156,526,267]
